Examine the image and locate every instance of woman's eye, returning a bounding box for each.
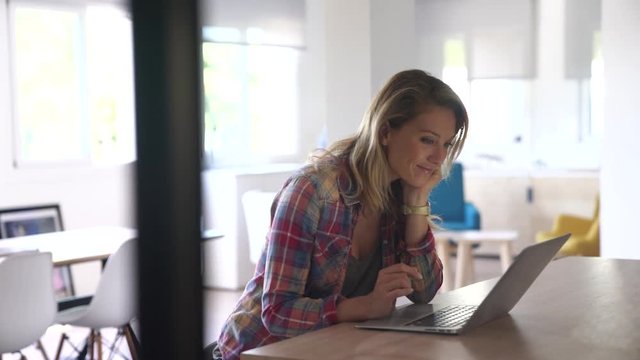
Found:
[421,137,435,145]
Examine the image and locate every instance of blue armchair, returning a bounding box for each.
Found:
[430,162,481,231]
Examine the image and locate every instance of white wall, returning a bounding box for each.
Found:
[600,0,640,259]
[323,0,419,145]
[370,0,418,94]
[297,0,328,155]
[324,0,372,144]
[530,0,579,165]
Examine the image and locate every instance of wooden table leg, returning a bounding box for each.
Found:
[499,241,513,272]
[436,239,452,292]
[464,245,475,285]
[455,242,473,288]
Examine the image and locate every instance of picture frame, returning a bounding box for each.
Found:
[0,204,74,298]
[0,204,64,238]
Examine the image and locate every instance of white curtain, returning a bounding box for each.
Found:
[415,0,536,79]
[200,0,306,48]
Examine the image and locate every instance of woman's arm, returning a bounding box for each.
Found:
[401,228,443,303]
[260,175,343,338]
[399,173,444,303]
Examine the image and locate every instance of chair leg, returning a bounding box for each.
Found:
[88,330,95,360]
[54,333,69,360]
[95,331,103,360]
[124,324,140,360]
[36,339,50,360]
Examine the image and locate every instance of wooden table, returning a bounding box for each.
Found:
[241,257,640,360]
[434,230,518,291]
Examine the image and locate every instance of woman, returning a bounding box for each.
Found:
[212,69,468,360]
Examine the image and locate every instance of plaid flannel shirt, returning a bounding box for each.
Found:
[217,159,443,360]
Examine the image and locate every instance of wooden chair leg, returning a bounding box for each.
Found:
[124,324,140,360]
[88,330,95,360]
[95,331,103,360]
[36,339,50,360]
[54,333,68,360]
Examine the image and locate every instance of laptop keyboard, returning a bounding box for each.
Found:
[408,305,478,328]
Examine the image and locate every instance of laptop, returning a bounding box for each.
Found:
[355,233,570,335]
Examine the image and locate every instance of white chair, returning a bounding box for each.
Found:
[53,239,138,360]
[241,190,277,264]
[0,251,55,360]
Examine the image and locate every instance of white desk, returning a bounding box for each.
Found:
[0,226,225,266]
[0,226,137,266]
[434,230,518,291]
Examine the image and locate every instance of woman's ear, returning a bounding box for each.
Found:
[380,124,390,146]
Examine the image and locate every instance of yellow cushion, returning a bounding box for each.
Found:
[536,198,600,257]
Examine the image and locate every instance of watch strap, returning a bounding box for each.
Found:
[402,203,430,216]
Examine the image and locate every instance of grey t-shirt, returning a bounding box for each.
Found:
[340,243,382,298]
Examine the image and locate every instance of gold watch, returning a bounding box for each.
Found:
[402,203,431,216]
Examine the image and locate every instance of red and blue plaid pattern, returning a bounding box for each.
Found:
[218,160,443,359]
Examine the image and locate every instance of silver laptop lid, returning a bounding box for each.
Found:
[462,233,570,332]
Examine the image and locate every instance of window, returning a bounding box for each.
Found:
[419,0,603,171]
[8,0,135,167]
[200,0,305,168]
[202,42,299,168]
[441,37,531,168]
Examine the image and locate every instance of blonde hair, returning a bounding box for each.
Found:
[311,69,468,215]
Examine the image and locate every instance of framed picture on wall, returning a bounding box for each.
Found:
[0,204,63,238]
[0,204,74,298]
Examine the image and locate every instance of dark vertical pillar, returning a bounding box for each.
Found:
[131,0,204,359]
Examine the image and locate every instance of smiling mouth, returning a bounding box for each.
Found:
[417,165,434,173]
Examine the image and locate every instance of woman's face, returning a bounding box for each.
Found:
[382,106,457,187]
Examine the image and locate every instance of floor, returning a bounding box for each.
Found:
[8,256,502,359]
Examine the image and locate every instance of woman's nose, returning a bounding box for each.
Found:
[429,145,447,164]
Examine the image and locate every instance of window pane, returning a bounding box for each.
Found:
[11,3,135,167]
[246,45,297,157]
[13,7,86,162]
[442,37,470,106]
[202,42,298,167]
[468,79,528,148]
[86,6,136,164]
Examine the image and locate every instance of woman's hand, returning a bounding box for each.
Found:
[336,263,423,322]
[364,263,423,319]
[402,166,443,206]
